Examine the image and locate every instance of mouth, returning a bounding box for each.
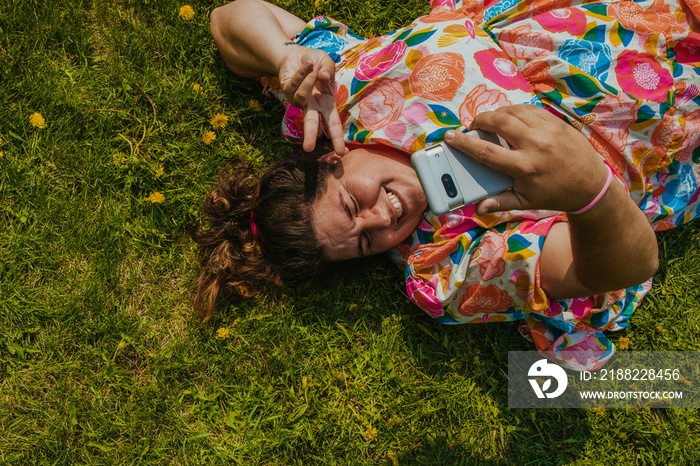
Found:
[386,190,404,220]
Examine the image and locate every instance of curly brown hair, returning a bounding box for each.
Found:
[192,149,335,321]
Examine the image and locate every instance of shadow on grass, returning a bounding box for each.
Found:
[653,219,700,284]
[209,58,292,162]
[273,255,593,464]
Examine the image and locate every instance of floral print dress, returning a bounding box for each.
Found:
[263,0,700,370]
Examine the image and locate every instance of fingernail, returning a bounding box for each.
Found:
[444,130,455,141]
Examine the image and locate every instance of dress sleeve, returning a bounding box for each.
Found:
[401,205,652,371]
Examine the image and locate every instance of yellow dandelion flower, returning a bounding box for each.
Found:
[248,99,262,111]
[617,336,630,350]
[0,152,3,158]
[0,136,3,145]
[210,113,229,129]
[192,83,201,94]
[112,152,126,165]
[29,112,46,129]
[365,426,377,441]
[217,327,230,339]
[314,0,322,8]
[203,131,216,145]
[154,165,164,178]
[144,192,165,203]
[179,5,194,20]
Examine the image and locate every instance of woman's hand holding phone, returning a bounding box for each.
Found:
[444,104,658,297]
[444,104,610,216]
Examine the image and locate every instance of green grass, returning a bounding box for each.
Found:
[1,0,699,464]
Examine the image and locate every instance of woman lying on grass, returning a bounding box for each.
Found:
[195,0,700,369]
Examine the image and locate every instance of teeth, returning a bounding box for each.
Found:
[387,191,403,218]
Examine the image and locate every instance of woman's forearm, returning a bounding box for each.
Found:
[540,180,659,298]
[568,180,657,293]
[210,0,306,78]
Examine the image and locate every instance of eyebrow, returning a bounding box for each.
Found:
[339,191,364,257]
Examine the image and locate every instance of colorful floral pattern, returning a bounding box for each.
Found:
[357,78,405,131]
[265,0,700,370]
[557,39,613,83]
[615,50,674,103]
[458,84,512,127]
[475,48,533,91]
[355,41,408,81]
[409,52,466,101]
[534,7,587,35]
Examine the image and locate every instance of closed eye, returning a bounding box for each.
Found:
[350,194,373,256]
[350,193,360,216]
[340,188,364,257]
[348,192,366,256]
[362,231,371,256]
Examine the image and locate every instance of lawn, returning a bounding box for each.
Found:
[1,0,699,464]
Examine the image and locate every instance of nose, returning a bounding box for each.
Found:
[359,203,392,230]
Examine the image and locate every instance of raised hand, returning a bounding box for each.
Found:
[278,47,347,156]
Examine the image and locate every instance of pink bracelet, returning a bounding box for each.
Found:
[569,168,614,215]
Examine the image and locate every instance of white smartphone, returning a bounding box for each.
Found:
[411,130,513,216]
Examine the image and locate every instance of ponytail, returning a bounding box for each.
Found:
[192,150,335,321]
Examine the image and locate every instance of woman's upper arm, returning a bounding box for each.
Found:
[259,0,307,37]
[539,221,598,299]
[210,0,307,78]
[211,0,306,39]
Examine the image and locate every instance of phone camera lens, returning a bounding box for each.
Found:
[441,174,458,198]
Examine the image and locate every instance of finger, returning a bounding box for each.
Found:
[471,106,536,134]
[291,64,321,108]
[522,104,562,123]
[467,109,535,151]
[322,105,347,156]
[475,190,529,215]
[444,130,521,177]
[328,126,347,156]
[282,61,313,96]
[315,67,334,94]
[500,104,550,124]
[303,108,320,152]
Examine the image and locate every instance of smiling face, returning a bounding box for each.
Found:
[311,146,428,261]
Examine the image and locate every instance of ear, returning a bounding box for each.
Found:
[319,151,341,164]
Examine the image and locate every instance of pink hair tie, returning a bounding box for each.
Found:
[569,167,614,215]
[249,211,258,238]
